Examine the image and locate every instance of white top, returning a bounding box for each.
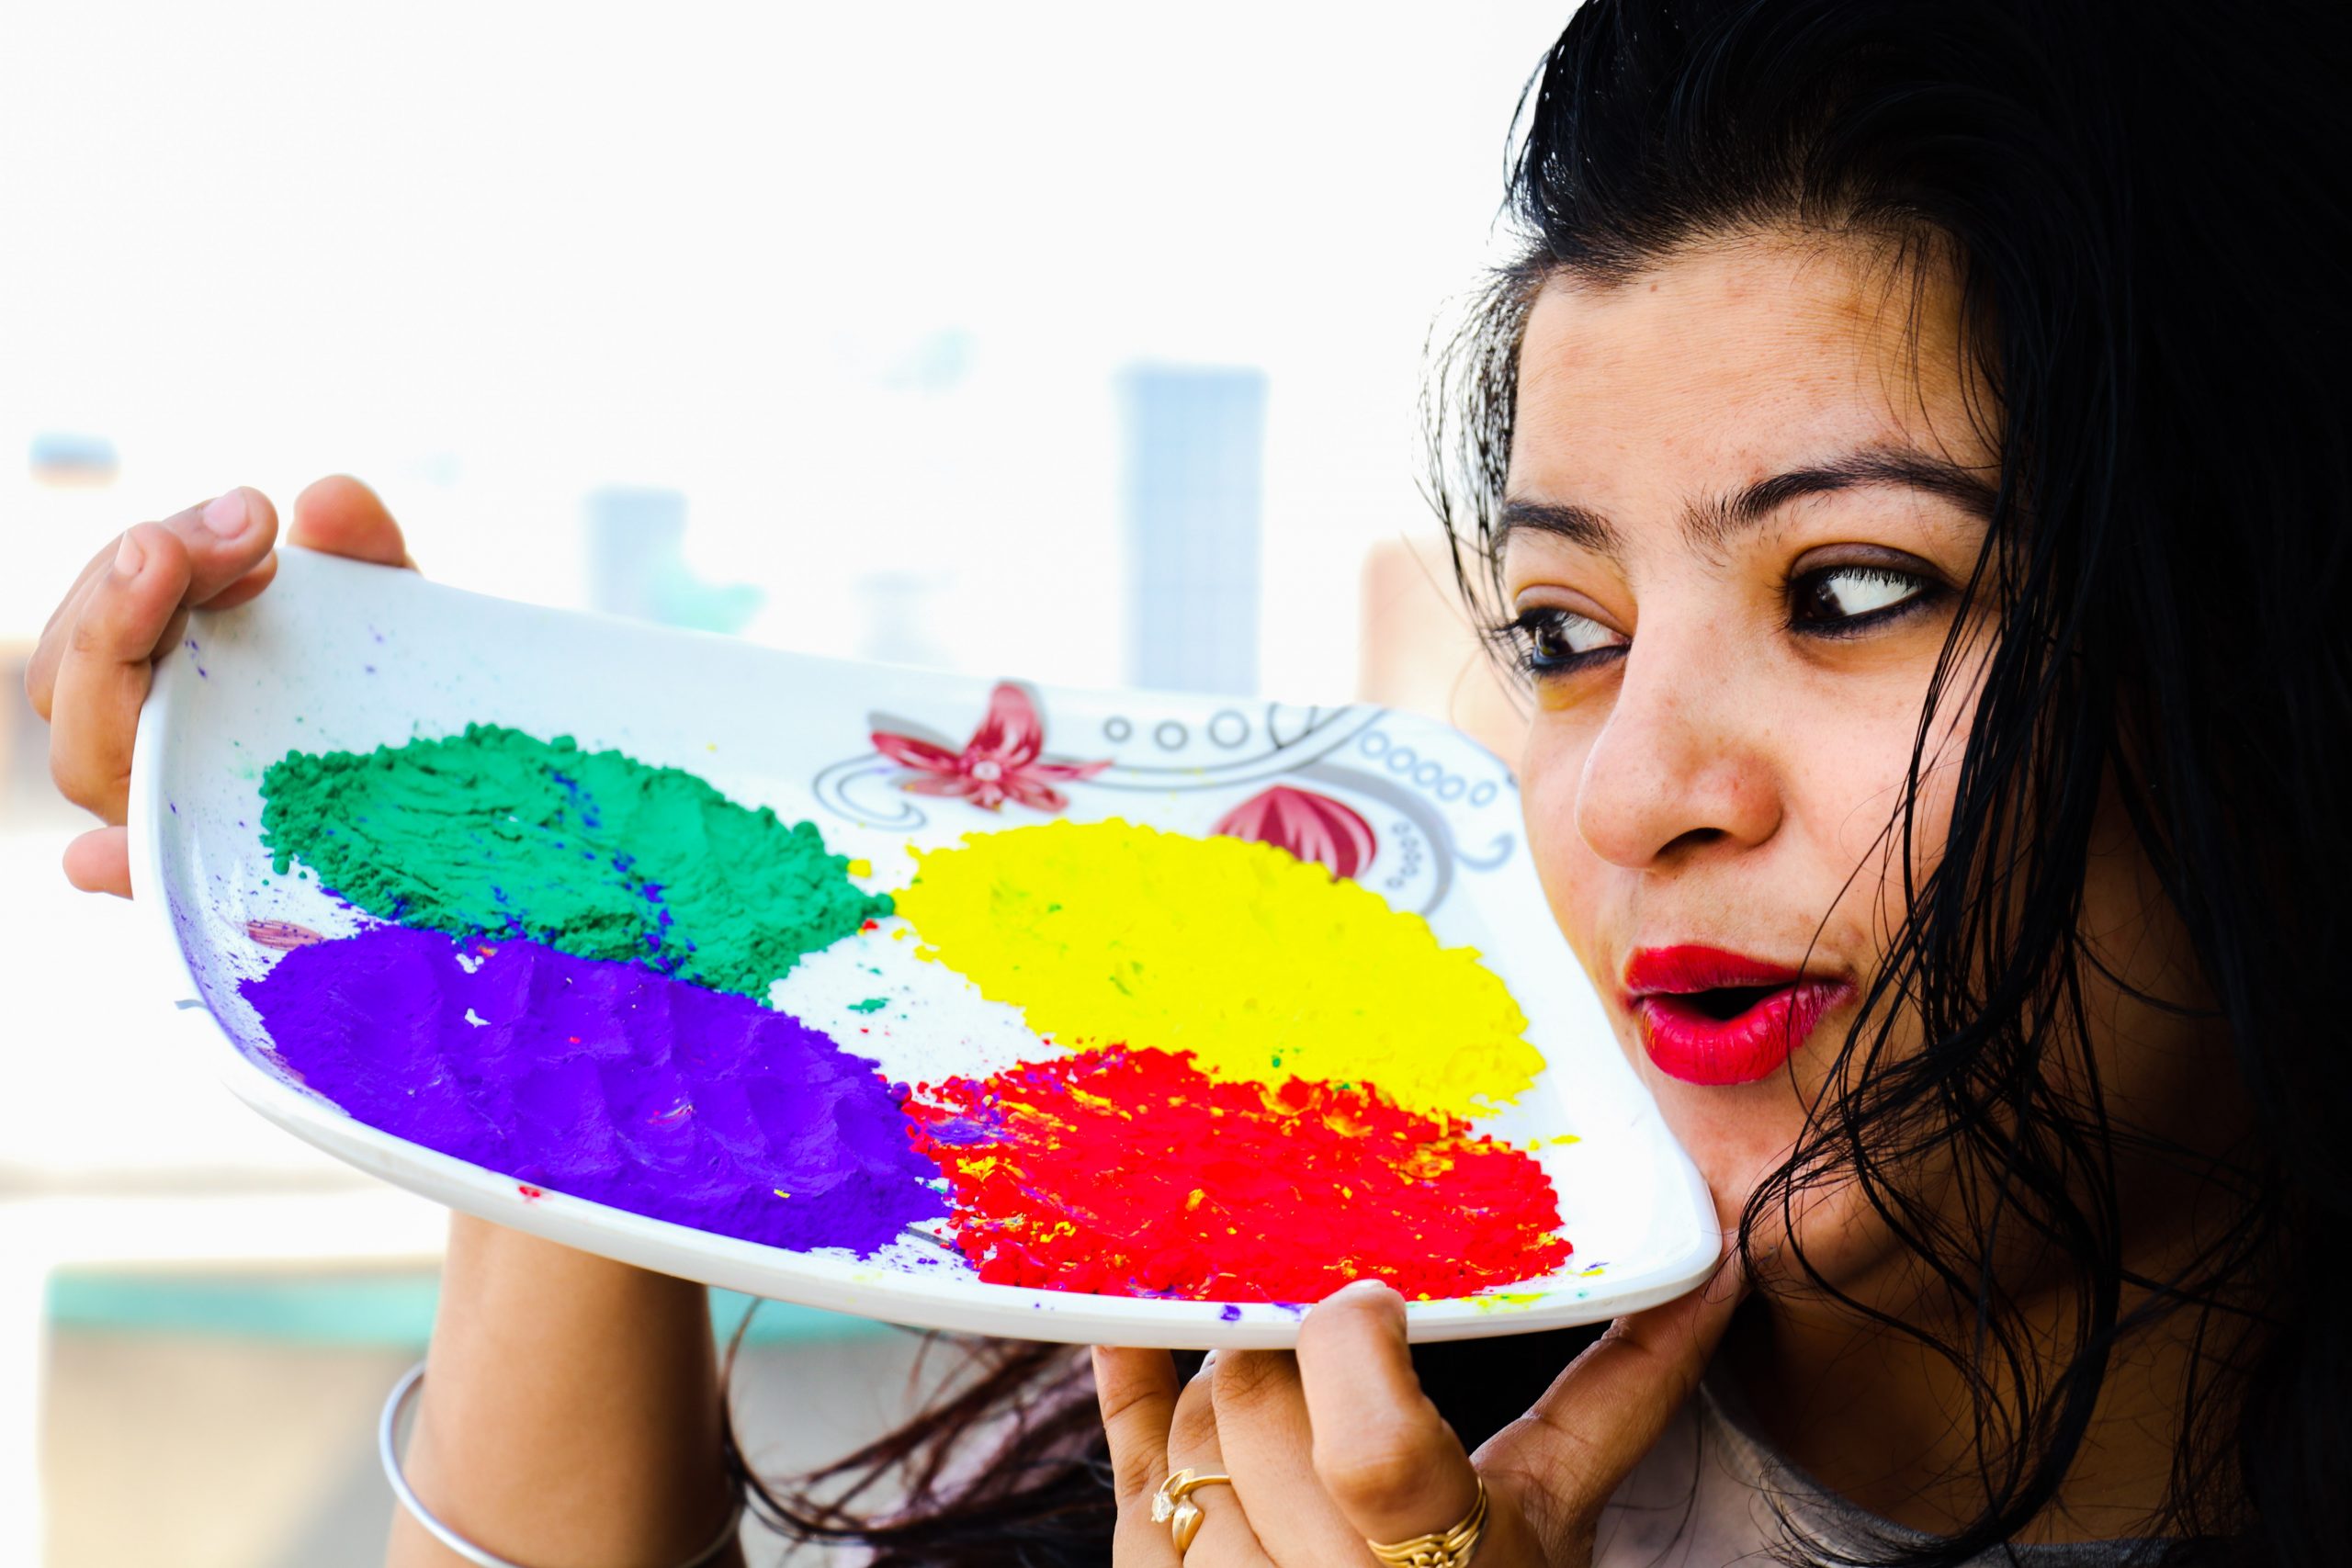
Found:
[1592,1369,2161,1568]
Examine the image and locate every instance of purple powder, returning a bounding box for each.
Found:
[242,923,945,1256]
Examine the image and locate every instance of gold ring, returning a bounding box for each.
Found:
[1364,1474,1488,1567]
[1149,1467,1233,1555]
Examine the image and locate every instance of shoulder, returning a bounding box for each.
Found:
[1588,1371,2171,1568]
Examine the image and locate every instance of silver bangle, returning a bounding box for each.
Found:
[379,1360,746,1568]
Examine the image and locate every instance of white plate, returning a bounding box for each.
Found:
[131,548,1716,1348]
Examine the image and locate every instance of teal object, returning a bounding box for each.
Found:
[45,1270,890,1349]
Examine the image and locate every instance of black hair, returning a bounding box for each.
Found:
[739,4,2351,1562]
[1432,2,2349,1562]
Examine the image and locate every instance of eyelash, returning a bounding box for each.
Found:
[1487,564,1944,682]
[1484,608,1624,682]
[1784,563,1945,638]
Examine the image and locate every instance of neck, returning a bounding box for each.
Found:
[1722,1166,2250,1546]
[1724,937,2259,1545]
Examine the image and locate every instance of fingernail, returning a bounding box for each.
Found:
[202,488,254,540]
[115,531,147,577]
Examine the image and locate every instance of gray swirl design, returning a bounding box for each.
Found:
[810,754,931,830]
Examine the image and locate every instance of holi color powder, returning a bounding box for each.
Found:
[904,1046,1572,1302]
[891,819,1542,1118]
[241,922,945,1255]
[260,725,889,998]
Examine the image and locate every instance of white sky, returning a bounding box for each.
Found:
[0,24,1575,1541]
[1,0,1568,694]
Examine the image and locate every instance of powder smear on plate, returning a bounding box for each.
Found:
[260,725,888,998]
[905,1045,1572,1301]
[891,818,1542,1119]
[243,922,944,1256]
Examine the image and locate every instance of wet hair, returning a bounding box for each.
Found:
[1432,1,2349,1562]
[734,3,2350,1562]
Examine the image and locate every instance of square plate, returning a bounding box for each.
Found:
[131,548,1715,1348]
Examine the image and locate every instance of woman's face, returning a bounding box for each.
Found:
[1502,235,2000,1288]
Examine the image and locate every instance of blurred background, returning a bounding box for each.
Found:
[0,2,1549,1561]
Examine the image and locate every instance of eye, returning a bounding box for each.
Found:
[1490,606,1628,679]
[1791,564,1935,632]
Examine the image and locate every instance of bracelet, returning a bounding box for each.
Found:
[379,1360,747,1568]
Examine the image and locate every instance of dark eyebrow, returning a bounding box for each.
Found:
[1695,447,1999,546]
[1498,446,1999,558]
[1495,498,1623,554]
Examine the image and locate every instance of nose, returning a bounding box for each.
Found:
[1574,622,1783,870]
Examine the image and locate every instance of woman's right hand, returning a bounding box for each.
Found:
[25,484,741,1564]
[24,476,414,897]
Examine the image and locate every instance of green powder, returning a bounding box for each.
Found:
[260,724,889,998]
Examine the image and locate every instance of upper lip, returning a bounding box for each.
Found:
[1622,944,1830,999]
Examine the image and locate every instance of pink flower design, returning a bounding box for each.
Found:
[872,682,1111,813]
[1213,785,1378,881]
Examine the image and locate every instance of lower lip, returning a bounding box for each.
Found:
[1631,981,1853,1086]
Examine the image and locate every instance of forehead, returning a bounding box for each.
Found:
[1507,235,1985,512]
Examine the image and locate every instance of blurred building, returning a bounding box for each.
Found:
[582,487,765,634]
[28,433,119,490]
[1120,366,1266,695]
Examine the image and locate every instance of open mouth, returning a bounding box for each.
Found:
[1622,947,1852,1087]
[1677,983,1788,1023]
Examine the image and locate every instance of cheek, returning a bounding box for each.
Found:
[1786,674,1973,952]
[1520,723,1609,976]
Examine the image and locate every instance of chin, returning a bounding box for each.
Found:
[1634,1066,1823,1247]
[1689,1140,1901,1300]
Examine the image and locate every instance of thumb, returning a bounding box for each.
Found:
[289,474,417,570]
[1476,1237,1746,1562]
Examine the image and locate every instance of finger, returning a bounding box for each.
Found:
[27,487,277,718]
[62,827,131,898]
[29,564,113,717]
[1163,1355,1272,1563]
[194,547,280,612]
[139,485,278,612]
[1477,1244,1747,1559]
[289,474,415,568]
[1095,1347,1182,1509]
[1094,1348,1185,1566]
[1208,1351,1374,1564]
[43,524,197,818]
[1295,1282,1487,1552]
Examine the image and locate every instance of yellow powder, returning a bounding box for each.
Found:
[892,818,1542,1119]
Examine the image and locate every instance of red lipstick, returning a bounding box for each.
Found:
[1622,945,1852,1087]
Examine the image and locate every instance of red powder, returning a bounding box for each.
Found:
[904,1047,1572,1303]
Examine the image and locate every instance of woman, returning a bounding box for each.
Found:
[28,0,2346,1562]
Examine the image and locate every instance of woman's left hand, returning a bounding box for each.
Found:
[1094,1266,1741,1566]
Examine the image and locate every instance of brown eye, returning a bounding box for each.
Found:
[1499,607,1628,676]
[1530,615,1576,661]
[1794,565,1927,626]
